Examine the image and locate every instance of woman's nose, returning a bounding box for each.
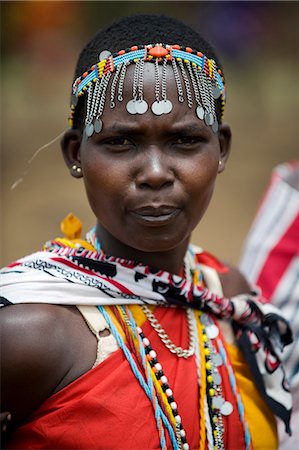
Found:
[135,147,175,190]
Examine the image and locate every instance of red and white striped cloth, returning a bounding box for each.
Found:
[240,160,299,448]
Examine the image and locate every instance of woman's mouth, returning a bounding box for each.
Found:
[130,206,181,226]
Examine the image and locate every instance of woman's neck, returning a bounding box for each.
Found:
[95,224,190,275]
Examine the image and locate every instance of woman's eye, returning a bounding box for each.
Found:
[174,137,201,146]
[106,138,132,146]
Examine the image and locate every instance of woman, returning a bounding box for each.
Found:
[0,14,292,450]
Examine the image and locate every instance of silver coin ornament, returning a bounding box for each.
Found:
[135,100,148,114]
[85,124,94,138]
[212,396,225,409]
[212,353,223,367]
[126,100,137,115]
[212,372,222,386]
[94,118,103,134]
[205,324,219,340]
[151,101,165,116]
[196,106,205,120]
[71,94,78,107]
[220,401,234,416]
[204,112,214,126]
[212,120,219,134]
[99,50,111,61]
[163,99,173,114]
[213,86,221,99]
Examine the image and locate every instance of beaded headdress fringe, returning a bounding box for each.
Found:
[69,44,226,137]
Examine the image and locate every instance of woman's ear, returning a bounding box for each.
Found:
[60,129,83,179]
[217,123,232,174]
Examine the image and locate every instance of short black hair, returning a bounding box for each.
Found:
[72,14,224,129]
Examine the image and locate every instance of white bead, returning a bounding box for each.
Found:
[170,402,177,410]
[136,327,142,334]
[165,389,173,397]
[180,429,186,437]
[143,338,150,346]
[149,350,157,358]
[183,444,189,450]
[175,415,181,424]
[160,375,168,384]
[155,363,162,371]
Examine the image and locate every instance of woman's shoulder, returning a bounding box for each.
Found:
[218,263,251,297]
[1,304,96,428]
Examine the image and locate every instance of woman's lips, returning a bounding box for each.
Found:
[130,206,181,226]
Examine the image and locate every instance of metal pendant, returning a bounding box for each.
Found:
[163,99,173,114]
[196,106,205,120]
[151,101,164,116]
[99,50,111,61]
[126,100,137,114]
[204,112,214,126]
[94,118,103,133]
[212,353,223,367]
[71,94,78,107]
[220,401,234,416]
[212,396,225,409]
[212,120,219,133]
[213,86,221,99]
[205,324,219,339]
[135,100,148,114]
[212,372,222,386]
[85,124,94,138]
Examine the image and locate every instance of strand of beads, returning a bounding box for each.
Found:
[97,305,177,450]
[136,325,190,450]
[199,313,225,450]
[117,304,190,450]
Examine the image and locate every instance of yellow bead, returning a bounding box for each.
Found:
[60,213,82,240]
[207,375,213,383]
[204,348,210,356]
[206,362,211,370]
[209,388,215,397]
[202,335,208,342]
[212,417,217,424]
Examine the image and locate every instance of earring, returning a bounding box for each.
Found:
[218,160,222,167]
[72,164,82,174]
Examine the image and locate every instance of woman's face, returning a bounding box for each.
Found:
[64,63,231,256]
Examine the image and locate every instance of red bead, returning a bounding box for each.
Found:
[118,50,125,55]
[172,44,180,50]
[149,45,168,58]
[131,46,138,51]
[185,47,193,53]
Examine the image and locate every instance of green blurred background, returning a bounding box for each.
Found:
[1,1,298,267]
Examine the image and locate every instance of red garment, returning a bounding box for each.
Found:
[7,308,246,450]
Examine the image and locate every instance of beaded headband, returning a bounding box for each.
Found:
[70,43,226,137]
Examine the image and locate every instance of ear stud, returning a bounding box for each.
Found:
[72,164,82,174]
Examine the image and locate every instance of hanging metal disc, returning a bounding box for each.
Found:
[163,100,173,114]
[85,124,94,138]
[204,112,214,126]
[151,101,164,116]
[213,86,221,99]
[126,100,137,114]
[99,50,111,61]
[94,118,103,133]
[196,106,205,120]
[212,353,223,367]
[212,396,225,410]
[205,324,219,339]
[213,372,222,386]
[212,120,219,133]
[220,401,234,416]
[135,100,148,114]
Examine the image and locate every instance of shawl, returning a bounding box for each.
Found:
[0,240,293,434]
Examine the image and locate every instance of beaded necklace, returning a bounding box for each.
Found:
[85,229,251,449]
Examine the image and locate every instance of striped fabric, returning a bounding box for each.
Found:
[240,161,299,448]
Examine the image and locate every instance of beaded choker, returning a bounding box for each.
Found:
[69,43,226,137]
